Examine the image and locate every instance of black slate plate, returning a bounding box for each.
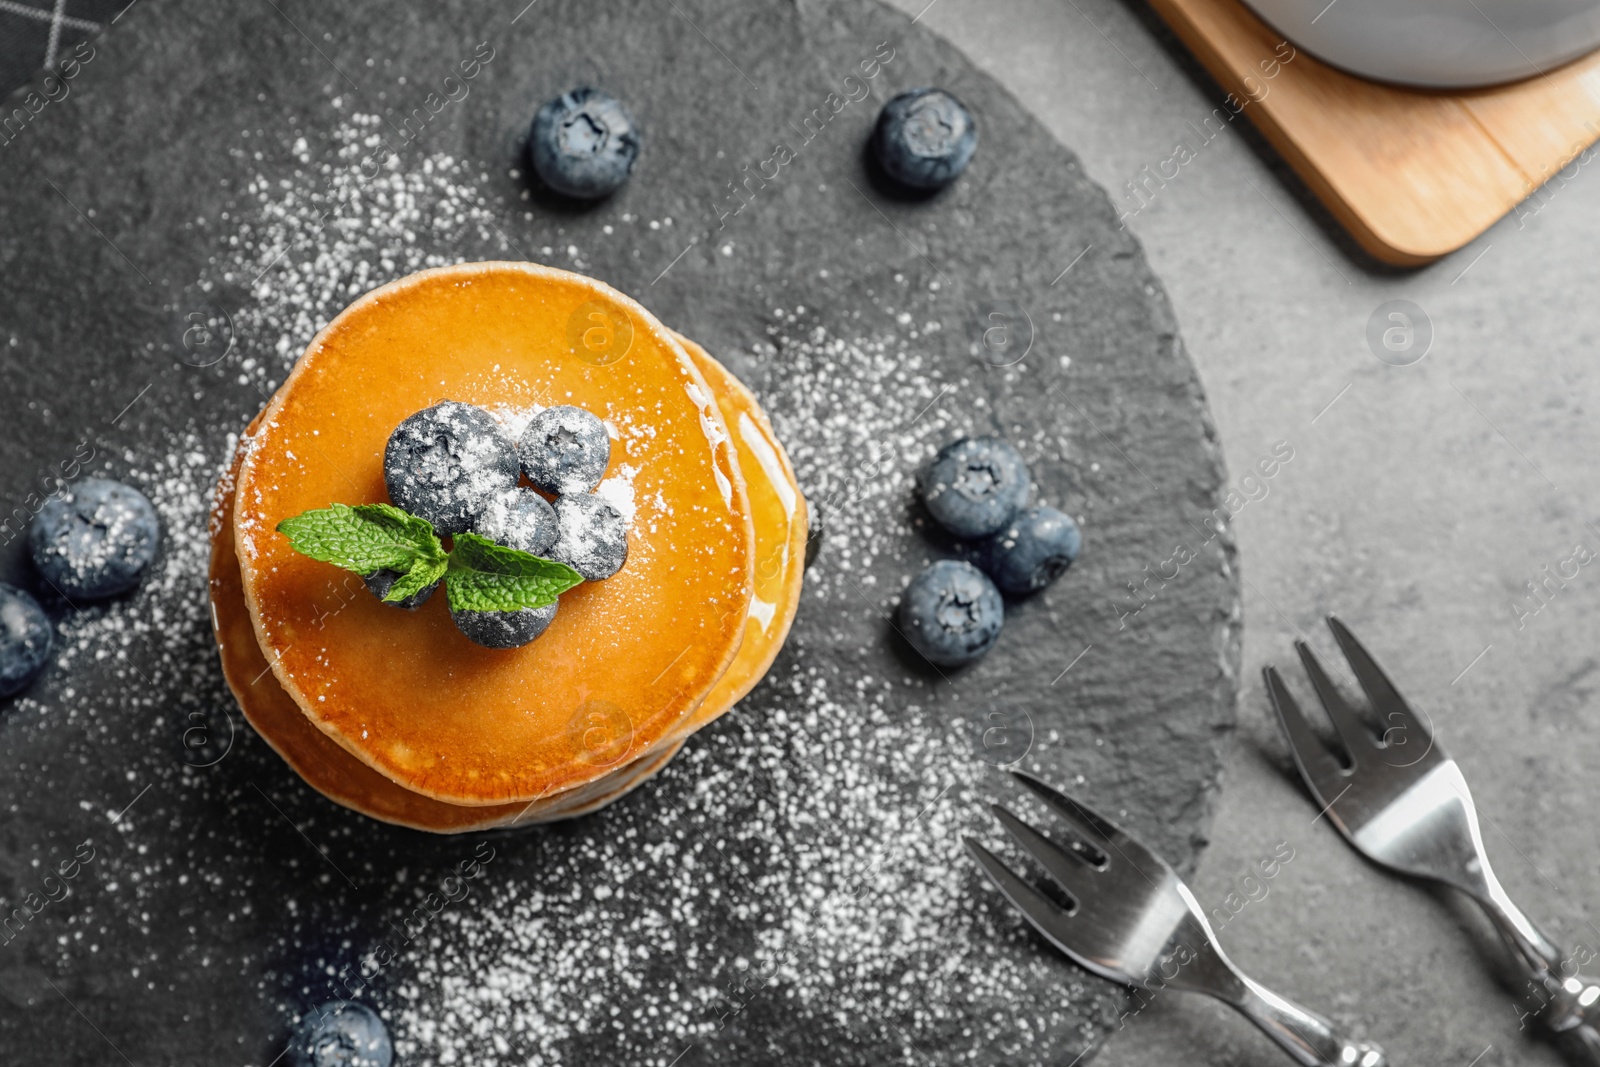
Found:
[0,1,1239,1063]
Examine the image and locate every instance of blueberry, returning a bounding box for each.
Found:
[917,436,1029,539]
[898,560,1003,668]
[28,478,160,599]
[384,401,520,535]
[362,569,438,610]
[0,584,52,697]
[475,487,559,556]
[978,506,1082,595]
[286,1001,393,1067]
[528,88,640,200]
[519,406,611,495]
[549,494,627,581]
[872,88,978,192]
[452,601,558,650]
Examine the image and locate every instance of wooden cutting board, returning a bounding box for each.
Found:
[1148,0,1600,265]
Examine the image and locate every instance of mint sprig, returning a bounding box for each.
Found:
[275,503,445,591]
[276,504,582,611]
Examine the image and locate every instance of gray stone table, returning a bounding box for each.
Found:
[0,0,1591,1061]
[884,0,1600,1064]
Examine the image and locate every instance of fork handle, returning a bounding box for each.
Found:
[1228,976,1388,1067]
[1474,885,1600,1064]
[1476,873,1567,977]
[1530,971,1600,1066]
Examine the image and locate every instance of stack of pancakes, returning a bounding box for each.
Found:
[208,263,806,832]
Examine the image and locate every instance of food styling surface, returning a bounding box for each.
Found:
[0,0,1239,1063]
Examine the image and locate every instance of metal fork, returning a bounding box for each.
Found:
[1266,615,1600,1061]
[966,771,1387,1066]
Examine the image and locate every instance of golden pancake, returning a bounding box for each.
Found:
[668,335,807,740]
[530,736,684,821]
[210,431,684,832]
[209,333,802,831]
[234,263,755,805]
[210,334,803,831]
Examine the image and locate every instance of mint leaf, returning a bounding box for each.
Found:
[349,502,443,551]
[382,556,449,604]
[277,503,446,577]
[445,533,584,613]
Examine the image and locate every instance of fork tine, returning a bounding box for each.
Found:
[1326,615,1434,750]
[1263,665,1346,803]
[992,803,1098,904]
[964,836,1078,953]
[1294,640,1377,763]
[1010,772,1170,883]
[1010,770,1118,848]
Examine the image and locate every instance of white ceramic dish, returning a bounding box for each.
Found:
[1241,0,1600,87]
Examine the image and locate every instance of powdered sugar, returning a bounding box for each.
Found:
[375,320,1090,1062]
[592,464,639,524]
[548,494,628,582]
[487,402,547,443]
[391,674,1085,1066]
[216,118,1090,1063]
[220,111,518,401]
[7,111,1110,1065]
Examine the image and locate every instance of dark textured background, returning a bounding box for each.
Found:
[0,0,1238,1063]
[0,0,125,100]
